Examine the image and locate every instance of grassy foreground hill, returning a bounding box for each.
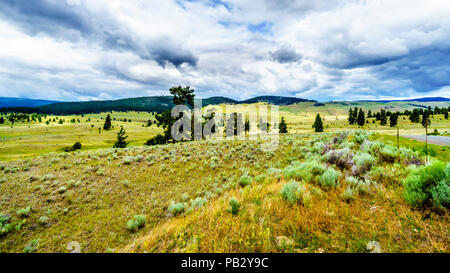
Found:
[0,131,448,253]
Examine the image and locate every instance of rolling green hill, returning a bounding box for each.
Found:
[0,95,313,115]
[0,95,448,115]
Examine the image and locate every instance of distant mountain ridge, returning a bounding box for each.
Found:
[1,96,448,115]
[356,97,450,103]
[0,95,314,114]
[0,97,59,108]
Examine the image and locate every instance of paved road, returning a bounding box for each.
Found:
[402,135,450,146]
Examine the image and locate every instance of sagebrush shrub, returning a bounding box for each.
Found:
[122,156,133,165]
[23,239,40,253]
[37,216,49,225]
[342,186,355,202]
[345,176,359,186]
[168,202,185,215]
[239,173,252,187]
[229,197,240,215]
[324,148,353,169]
[16,207,31,218]
[283,160,326,183]
[190,197,207,209]
[353,152,375,173]
[0,214,13,237]
[403,161,449,209]
[126,215,146,232]
[351,130,371,144]
[255,174,267,183]
[280,181,304,204]
[318,168,341,189]
[380,145,398,163]
[399,147,422,166]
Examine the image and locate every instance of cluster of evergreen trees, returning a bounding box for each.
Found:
[348,107,366,126]
[0,113,45,124]
[144,86,291,146]
[348,105,448,128]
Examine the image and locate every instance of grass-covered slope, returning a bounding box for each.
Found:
[1,132,448,253]
[122,132,449,253]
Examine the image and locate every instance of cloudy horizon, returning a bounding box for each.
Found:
[0,0,449,102]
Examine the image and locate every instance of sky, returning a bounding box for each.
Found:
[0,0,449,102]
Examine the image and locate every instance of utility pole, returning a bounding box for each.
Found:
[425,121,428,164]
[396,126,399,149]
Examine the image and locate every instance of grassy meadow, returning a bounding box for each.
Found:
[0,102,449,253]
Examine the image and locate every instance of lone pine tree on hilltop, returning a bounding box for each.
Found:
[113,126,128,148]
[313,114,324,132]
[103,114,112,130]
[279,116,288,134]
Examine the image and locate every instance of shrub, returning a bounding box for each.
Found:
[342,186,355,202]
[280,181,302,204]
[403,161,449,209]
[239,173,252,187]
[168,202,185,215]
[145,134,166,146]
[126,215,146,232]
[134,155,144,162]
[399,147,422,166]
[353,152,375,173]
[23,239,40,253]
[345,176,359,186]
[37,216,49,225]
[283,160,326,183]
[64,142,82,152]
[355,180,372,195]
[41,174,54,181]
[229,197,240,215]
[17,207,31,218]
[122,156,133,165]
[324,148,353,169]
[255,174,267,183]
[351,130,371,144]
[379,145,398,163]
[317,168,341,189]
[190,197,207,209]
[57,186,67,194]
[0,214,13,237]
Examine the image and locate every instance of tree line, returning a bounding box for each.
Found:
[348,105,448,128]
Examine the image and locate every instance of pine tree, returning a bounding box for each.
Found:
[409,109,420,123]
[113,126,128,148]
[0,116,4,124]
[357,108,365,127]
[389,113,398,127]
[103,114,112,130]
[421,111,431,128]
[348,108,354,125]
[313,114,324,132]
[279,117,288,134]
[445,111,449,119]
[380,109,387,125]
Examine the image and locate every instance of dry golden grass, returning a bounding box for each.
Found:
[122,173,448,253]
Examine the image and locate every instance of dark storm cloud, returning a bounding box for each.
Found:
[0,0,198,67]
[373,48,450,92]
[0,0,92,37]
[269,46,302,63]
